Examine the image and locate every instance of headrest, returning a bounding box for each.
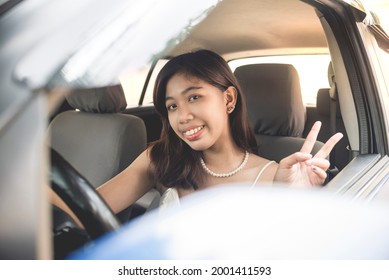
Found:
[234,63,305,137]
[66,84,127,113]
[328,61,335,87]
[327,61,338,100]
[316,89,341,117]
[316,61,341,117]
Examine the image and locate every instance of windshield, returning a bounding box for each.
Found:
[13,0,220,90]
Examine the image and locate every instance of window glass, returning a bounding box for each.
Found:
[120,59,169,108]
[120,64,150,107]
[142,59,169,105]
[127,55,330,107]
[229,55,331,106]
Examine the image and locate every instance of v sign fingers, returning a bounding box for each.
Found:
[300,121,322,154]
[314,132,344,159]
[275,121,344,187]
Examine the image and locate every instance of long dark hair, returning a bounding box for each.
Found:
[150,49,256,190]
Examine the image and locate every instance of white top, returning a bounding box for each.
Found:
[159,160,275,209]
[159,187,180,210]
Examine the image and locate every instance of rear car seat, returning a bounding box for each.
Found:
[315,63,350,173]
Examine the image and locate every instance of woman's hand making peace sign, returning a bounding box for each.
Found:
[274,121,344,187]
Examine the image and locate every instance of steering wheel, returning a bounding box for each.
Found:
[50,148,120,240]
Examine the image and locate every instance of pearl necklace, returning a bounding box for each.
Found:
[200,151,249,178]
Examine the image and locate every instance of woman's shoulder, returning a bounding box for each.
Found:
[249,152,278,168]
[248,153,278,184]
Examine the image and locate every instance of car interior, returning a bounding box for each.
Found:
[2,0,387,259]
[44,0,363,259]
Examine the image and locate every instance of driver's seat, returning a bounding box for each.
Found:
[48,85,151,223]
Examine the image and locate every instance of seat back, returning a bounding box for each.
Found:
[48,85,149,222]
[315,63,350,171]
[234,63,323,162]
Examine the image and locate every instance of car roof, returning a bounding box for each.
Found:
[2,0,370,94]
[170,0,329,59]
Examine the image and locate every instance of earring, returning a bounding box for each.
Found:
[227,105,235,114]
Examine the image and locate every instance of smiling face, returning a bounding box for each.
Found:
[165,73,236,151]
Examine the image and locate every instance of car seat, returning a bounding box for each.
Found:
[48,85,159,223]
[315,63,350,172]
[234,63,323,162]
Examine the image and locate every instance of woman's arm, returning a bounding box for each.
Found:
[50,188,83,228]
[96,148,155,214]
[50,148,155,226]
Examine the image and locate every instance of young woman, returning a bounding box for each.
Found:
[53,49,343,217]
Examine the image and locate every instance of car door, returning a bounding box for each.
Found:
[307,0,389,200]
